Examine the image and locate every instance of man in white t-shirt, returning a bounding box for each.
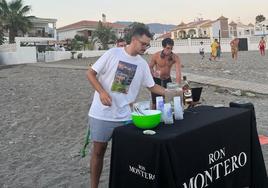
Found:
[87,27,168,188]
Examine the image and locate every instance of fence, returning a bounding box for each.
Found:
[0,36,266,65]
[147,36,266,54]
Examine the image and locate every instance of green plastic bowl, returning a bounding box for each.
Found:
[131,110,161,129]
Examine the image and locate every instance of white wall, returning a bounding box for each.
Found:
[58,30,78,40]
[43,50,106,62]
[1,36,266,65]
[148,36,266,54]
[0,46,36,65]
[212,21,221,38]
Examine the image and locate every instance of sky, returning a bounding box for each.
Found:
[18,0,268,27]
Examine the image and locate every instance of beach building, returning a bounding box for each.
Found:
[255,20,268,36]
[2,17,57,45]
[229,21,255,38]
[57,14,126,41]
[154,32,171,41]
[170,16,230,40]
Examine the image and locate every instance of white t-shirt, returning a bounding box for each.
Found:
[88,48,155,121]
[199,45,204,53]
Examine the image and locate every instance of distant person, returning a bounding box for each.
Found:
[116,38,127,47]
[209,39,219,61]
[149,37,182,109]
[258,36,266,56]
[199,41,205,60]
[216,41,221,60]
[230,38,239,61]
[60,45,65,51]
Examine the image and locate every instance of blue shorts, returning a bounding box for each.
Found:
[88,117,125,142]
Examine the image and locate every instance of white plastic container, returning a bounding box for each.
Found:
[163,103,174,124]
[156,96,164,121]
[174,96,184,120]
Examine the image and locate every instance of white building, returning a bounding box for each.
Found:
[229,21,255,38]
[26,17,57,38]
[2,17,57,45]
[57,16,126,41]
[170,16,230,40]
[255,20,268,36]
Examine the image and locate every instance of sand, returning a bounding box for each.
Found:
[0,51,267,187]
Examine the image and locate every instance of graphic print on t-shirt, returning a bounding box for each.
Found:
[111,61,137,94]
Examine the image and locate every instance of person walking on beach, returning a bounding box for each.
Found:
[87,27,170,188]
[216,40,221,60]
[258,36,266,56]
[199,41,205,60]
[149,37,182,109]
[209,39,219,61]
[116,38,127,47]
[230,38,239,60]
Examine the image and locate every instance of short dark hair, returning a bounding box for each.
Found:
[162,38,174,47]
[131,27,152,39]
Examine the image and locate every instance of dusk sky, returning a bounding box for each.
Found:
[20,0,268,27]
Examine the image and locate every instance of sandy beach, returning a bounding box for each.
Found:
[0,51,268,187]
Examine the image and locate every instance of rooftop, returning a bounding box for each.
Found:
[57,20,125,31]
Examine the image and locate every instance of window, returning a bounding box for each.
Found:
[174,32,177,39]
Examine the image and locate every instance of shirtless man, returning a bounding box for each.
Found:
[230,38,239,61]
[258,37,266,56]
[149,38,182,109]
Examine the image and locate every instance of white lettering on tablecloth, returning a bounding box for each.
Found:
[182,147,247,188]
[129,164,155,181]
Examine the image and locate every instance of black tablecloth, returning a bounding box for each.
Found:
[109,106,268,188]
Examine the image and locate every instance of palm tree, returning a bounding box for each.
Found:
[92,21,117,50]
[255,15,266,24]
[0,0,34,43]
[0,21,5,45]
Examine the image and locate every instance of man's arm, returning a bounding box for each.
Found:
[87,68,112,106]
[174,55,182,84]
[147,84,166,96]
[147,84,183,98]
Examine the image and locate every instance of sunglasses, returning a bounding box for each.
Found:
[136,38,151,49]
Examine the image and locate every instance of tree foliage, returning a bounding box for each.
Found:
[92,21,117,50]
[0,22,5,45]
[0,0,33,43]
[123,22,150,44]
[70,34,94,51]
[255,15,266,24]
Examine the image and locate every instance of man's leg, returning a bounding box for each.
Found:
[235,52,238,60]
[261,48,265,56]
[90,141,108,188]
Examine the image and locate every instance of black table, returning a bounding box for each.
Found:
[109,106,268,188]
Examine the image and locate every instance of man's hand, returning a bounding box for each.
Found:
[99,91,112,106]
